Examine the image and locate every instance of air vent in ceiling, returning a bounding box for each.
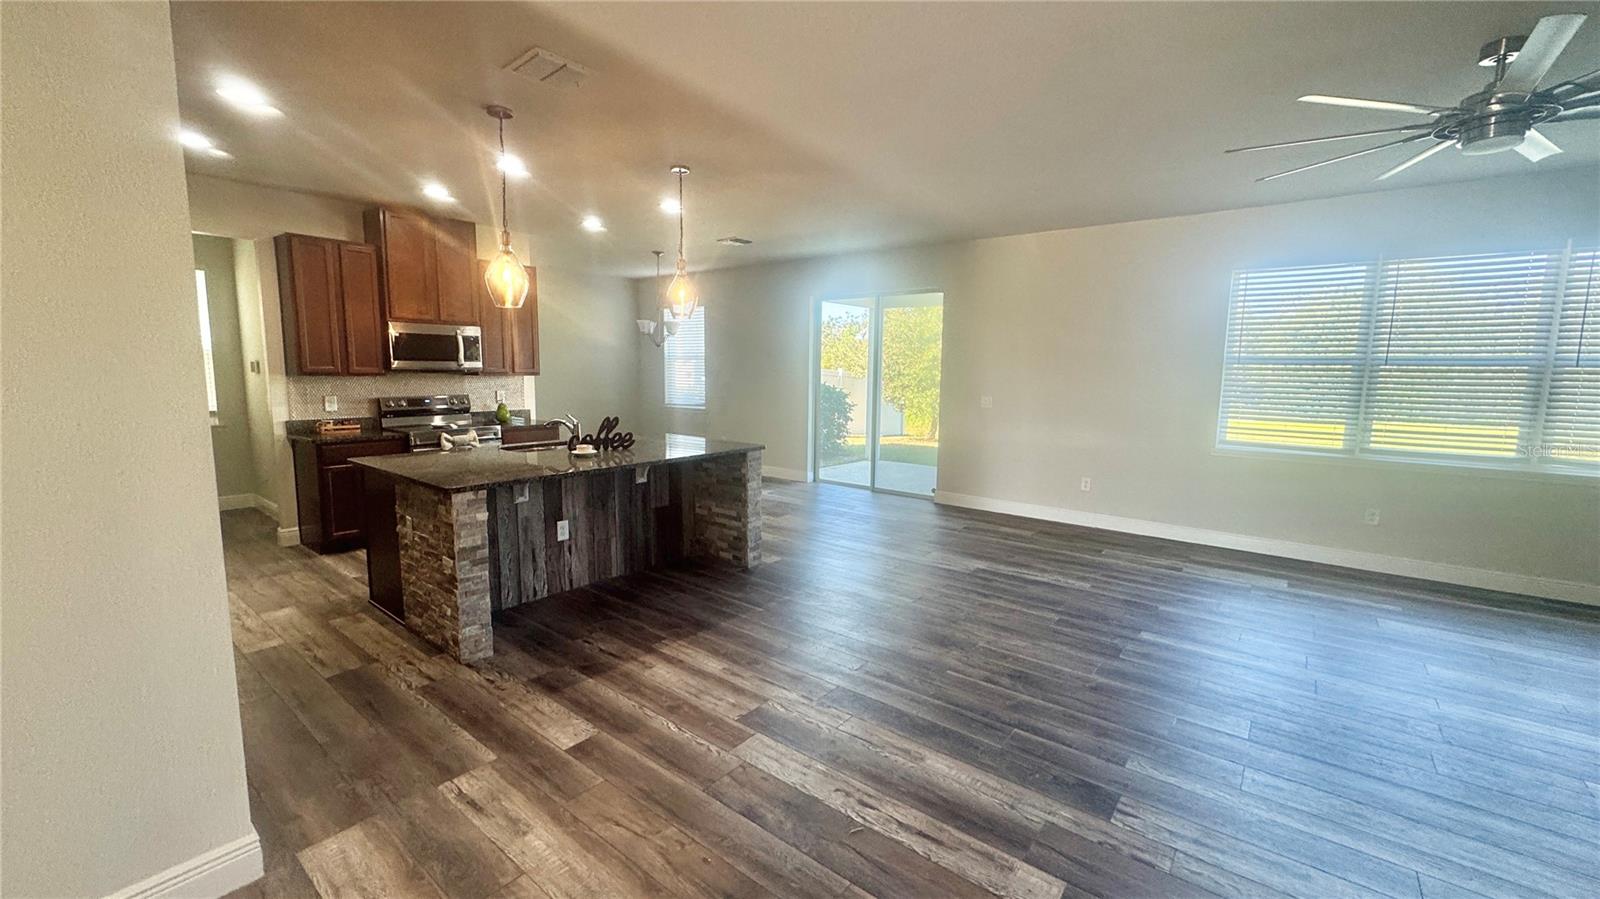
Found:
[717,236,753,246]
[505,47,589,88]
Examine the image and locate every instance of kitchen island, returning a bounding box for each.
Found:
[354,435,763,661]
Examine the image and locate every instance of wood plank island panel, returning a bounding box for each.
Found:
[359,439,763,661]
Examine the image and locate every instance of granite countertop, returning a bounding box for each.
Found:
[285,418,396,444]
[352,434,764,491]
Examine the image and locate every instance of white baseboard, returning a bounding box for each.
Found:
[762,465,810,483]
[252,494,279,518]
[934,491,1599,607]
[275,526,300,547]
[106,831,262,899]
[216,494,254,511]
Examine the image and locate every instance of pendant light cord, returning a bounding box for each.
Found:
[677,171,686,260]
[498,116,510,236]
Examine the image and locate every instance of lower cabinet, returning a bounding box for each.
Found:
[291,437,408,552]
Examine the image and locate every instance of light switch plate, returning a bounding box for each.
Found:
[556,519,570,541]
[323,395,338,412]
[495,389,508,403]
[980,395,993,408]
[1080,477,1092,492]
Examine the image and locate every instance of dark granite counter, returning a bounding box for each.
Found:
[285,418,395,444]
[352,434,763,491]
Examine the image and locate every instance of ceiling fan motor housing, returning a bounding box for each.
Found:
[1450,87,1559,156]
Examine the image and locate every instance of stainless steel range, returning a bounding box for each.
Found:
[378,395,501,452]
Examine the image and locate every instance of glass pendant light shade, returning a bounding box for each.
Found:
[666,257,698,320]
[484,105,528,309]
[485,232,529,309]
[665,165,698,320]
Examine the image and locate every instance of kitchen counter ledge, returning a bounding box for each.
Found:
[352,434,763,491]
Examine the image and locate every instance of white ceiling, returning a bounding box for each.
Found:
[169,2,1600,277]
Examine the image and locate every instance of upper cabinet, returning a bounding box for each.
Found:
[476,259,540,375]
[275,233,386,376]
[363,207,479,326]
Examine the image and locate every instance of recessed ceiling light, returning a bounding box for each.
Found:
[659,196,681,215]
[580,215,606,233]
[206,148,234,160]
[176,128,216,150]
[717,236,753,246]
[497,152,530,179]
[215,75,282,117]
[421,181,455,202]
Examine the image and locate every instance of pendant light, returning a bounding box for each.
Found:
[635,250,680,347]
[483,105,530,309]
[664,164,698,321]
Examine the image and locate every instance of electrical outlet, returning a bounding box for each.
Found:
[323,395,338,412]
[1363,508,1381,526]
[513,483,530,504]
[635,466,649,485]
[249,359,261,374]
[980,395,993,409]
[1080,477,1092,492]
[495,389,508,403]
[556,519,570,541]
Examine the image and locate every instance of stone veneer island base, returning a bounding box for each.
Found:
[356,436,763,662]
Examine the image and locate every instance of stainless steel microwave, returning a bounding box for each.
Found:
[387,322,483,372]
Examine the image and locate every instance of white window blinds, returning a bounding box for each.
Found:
[1217,245,1598,472]
[664,306,706,409]
[1546,248,1599,464]
[1218,263,1372,450]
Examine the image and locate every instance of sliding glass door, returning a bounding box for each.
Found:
[814,292,943,496]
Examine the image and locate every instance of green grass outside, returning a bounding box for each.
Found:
[820,436,938,468]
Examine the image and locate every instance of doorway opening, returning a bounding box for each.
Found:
[814,292,943,497]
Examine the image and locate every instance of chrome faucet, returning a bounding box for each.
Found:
[546,414,581,443]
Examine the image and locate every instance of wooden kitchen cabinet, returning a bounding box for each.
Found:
[291,436,408,552]
[337,243,385,374]
[364,207,479,326]
[434,218,478,324]
[275,233,385,376]
[475,260,539,374]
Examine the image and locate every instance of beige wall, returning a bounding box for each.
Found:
[1,3,258,896]
[636,167,1600,600]
[186,175,637,534]
[194,234,257,498]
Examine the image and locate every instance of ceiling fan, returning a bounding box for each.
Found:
[1230,13,1598,182]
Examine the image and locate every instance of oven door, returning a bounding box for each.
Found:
[388,323,484,372]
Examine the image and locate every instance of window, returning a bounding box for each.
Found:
[195,269,219,419]
[1217,245,1598,473]
[664,306,706,409]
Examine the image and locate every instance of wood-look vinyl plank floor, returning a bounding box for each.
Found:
[221,482,1600,899]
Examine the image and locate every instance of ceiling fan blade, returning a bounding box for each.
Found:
[1257,133,1429,183]
[1515,129,1562,161]
[1498,14,1587,92]
[1226,123,1437,154]
[1298,94,1452,115]
[1377,140,1455,180]
[1549,107,1600,122]
[1547,67,1600,96]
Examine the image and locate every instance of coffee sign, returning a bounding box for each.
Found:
[569,416,635,452]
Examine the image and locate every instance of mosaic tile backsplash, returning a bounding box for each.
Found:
[285,373,528,420]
